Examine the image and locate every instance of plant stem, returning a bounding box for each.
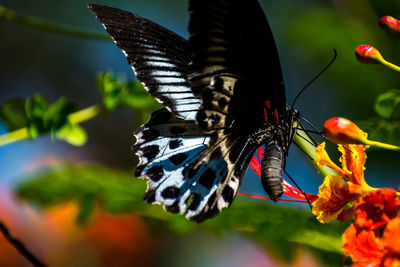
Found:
[68,105,106,124]
[0,220,47,267]
[0,5,111,41]
[294,125,337,179]
[0,105,106,147]
[0,128,29,147]
[381,58,400,72]
[366,139,400,151]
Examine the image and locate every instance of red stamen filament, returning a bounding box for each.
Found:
[237,192,310,203]
[248,146,318,202]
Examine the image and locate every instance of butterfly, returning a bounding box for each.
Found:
[89,0,305,222]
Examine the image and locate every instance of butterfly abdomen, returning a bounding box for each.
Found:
[260,140,285,201]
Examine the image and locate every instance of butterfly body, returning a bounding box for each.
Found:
[90,0,301,222]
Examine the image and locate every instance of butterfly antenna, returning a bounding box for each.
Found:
[294,133,318,148]
[284,170,313,210]
[290,49,337,108]
[300,117,322,136]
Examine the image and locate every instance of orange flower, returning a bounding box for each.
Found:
[381,217,400,266]
[312,143,373,223]
[354,44,400,72]
[342,224,383,267]
[354,189,400,230]
[323,117,368,145]
[323,117,400,151]
[355,45,383,64]
[379,16,400,37]
[342,189,400,266]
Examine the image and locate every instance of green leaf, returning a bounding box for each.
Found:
[25,94,49,120]
[96,72,123,110]
[0,98,28,130]
[374,89,400,119]
[289,229,343,254]
[96,71,163,112]
[16,164,146,216]
[76,194,95,225]
[122,80,162,111]
[357,117,400,146]
[23,94,77,141]
[25,95,49,138]
[15,164,348,262]
[55,122,87,146]
[43,97,76,131]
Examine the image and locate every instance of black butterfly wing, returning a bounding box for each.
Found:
[180,0,288,220]
[89,4,199,120]
[188,0,287,121]
[89,1,287,222]
[89,4,247,221]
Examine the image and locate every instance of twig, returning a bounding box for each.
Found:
[0,105,106,147]
[0,220,47,267]
[0,5,111,41]
[293,121,338,178]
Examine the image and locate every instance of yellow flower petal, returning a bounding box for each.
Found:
[315,142,332,166]
[339,144,369,185]
[312,175,352,223]
[315,143,347,177]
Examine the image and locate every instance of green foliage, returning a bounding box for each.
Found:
[358,117,400,146]
[286,4,398,116]
[16,164,348,262]
[16,165,147,218]
[375,89,400,119]
[357,90,400,146]
[0,98,28,130]
[55,122,87,146]
[0,94,87,146]
[96,72,163,111]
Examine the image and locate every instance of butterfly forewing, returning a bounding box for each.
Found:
[89,4,200,120]
[188,0,287,121]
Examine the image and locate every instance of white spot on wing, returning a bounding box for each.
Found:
[155,77,187,84]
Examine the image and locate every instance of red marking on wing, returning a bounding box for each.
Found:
[263,107,269,123]
[274,108,279,123]
[263,100,272,123]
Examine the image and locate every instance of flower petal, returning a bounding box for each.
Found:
[354,189,400,230]
[315,142,347,176]
[342,224,384,265]
[312,175,358,223]
[382,217,400,254]
[339,144,370,188]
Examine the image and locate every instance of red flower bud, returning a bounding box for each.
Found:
[379,16,400,37]
[323,117,367,144]
[355,45,383,64]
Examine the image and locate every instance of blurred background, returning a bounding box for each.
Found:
[0,0,399,266]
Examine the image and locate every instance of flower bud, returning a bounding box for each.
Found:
[379,16,400,37]
[323,117,367,144]
[355,45,383,64]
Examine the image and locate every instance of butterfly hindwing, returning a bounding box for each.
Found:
[89,4,200,120]
[134,108,251,221]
